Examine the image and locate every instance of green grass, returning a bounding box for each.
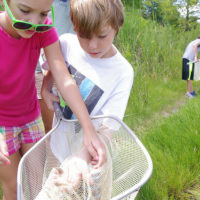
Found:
[114,5,200,200]
[136,97,200,200]
[115,7,200,129]
[0,3,3,11]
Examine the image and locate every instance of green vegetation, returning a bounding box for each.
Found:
[0,2,3,11]
[136,98,200,200]
[115,4,200,200]
[116,8,200,130]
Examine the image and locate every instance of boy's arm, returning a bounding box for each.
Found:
[193,42,200,61]
[43,41,106,168]
[41,70,60,110]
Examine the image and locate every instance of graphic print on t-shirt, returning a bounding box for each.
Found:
[60,64,104,119]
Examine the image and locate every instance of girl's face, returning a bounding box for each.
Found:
[4,0,53,38]
[76,25,117,59]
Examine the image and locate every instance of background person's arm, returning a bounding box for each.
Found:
[193,42,200,62]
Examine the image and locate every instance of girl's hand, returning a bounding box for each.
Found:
[83,130,106,169]
[0,134,10,165]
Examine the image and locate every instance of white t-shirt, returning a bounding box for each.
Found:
[50,34,133,162]
[59,33,134,121]
[183,39,200,60]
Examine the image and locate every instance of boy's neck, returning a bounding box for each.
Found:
[101,45,117,58]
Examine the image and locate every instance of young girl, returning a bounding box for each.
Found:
[0,0,106,199]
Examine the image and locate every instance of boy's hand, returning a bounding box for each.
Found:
[83,130,106,169]
[194,56,199,62]
[41,89,60,111]
[0,134,10,165]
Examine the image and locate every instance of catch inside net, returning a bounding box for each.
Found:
[17,115,153,200]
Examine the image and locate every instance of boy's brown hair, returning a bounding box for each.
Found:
[70,0,124,39]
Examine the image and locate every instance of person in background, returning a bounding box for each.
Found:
[182,36,200,98]
[51,0,74,36]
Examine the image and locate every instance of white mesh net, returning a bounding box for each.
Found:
[17,116,152,200]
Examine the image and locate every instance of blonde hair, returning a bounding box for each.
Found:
[70,0,124,38]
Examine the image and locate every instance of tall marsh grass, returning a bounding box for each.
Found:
[136,98,200,200]
[116,8,200,129]
[117,6,200,200]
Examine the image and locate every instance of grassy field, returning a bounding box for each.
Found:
[116,7,200,130]
[118,5,200,200]
[136,98,200,200]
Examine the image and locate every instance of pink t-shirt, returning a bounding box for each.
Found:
[0,18,58,126]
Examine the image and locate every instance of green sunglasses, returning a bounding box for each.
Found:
[3,0,55,32]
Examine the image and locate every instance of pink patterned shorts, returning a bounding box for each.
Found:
[0,115,45,155]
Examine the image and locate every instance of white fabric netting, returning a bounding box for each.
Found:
[17,117,152,200]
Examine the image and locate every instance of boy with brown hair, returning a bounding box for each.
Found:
[43,0,133,125]
[41,0,133,195]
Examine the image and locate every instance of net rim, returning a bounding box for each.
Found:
[17,114,153,200]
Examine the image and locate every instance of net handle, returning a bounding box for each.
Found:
[188,59,200,64]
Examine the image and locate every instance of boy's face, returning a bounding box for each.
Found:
[76,25,117,59]
[4,0,53,38]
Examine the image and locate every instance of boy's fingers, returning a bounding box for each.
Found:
[95,148,106,169]
[95,155,103,169]
[52,95,59,102]
[87,145,97,161]
[91,160,98,166]
[47,96,60,110]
